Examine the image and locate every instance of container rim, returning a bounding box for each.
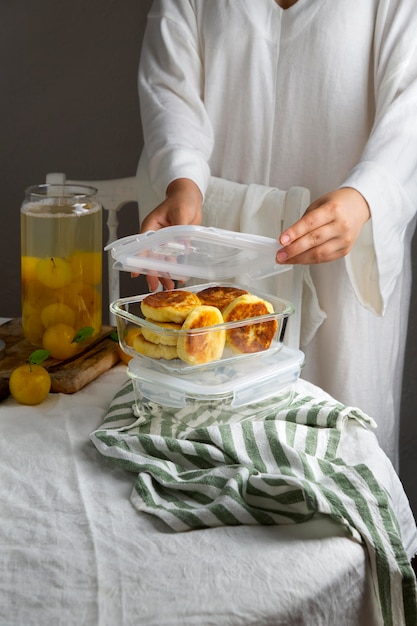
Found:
[25,183,98,199]
[109,293,296,334]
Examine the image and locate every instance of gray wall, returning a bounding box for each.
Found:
[1,1,416,519]
[0,0,151,318]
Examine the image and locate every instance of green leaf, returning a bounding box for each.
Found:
[28,349,50,365]
[110,331,119,342]
[72,326,94,344]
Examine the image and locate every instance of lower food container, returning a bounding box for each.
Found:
[127,345,305,425]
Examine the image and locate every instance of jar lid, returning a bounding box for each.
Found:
[106,225,291,282]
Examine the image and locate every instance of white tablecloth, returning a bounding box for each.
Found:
[0,364,416,626]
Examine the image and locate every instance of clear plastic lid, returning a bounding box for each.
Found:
[105,225,291,282]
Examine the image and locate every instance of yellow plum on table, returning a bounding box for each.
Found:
[9,350,51,406]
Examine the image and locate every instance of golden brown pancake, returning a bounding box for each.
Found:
[222,294,278,353]
[141,290,201,323]
[177,305,226,365]
[197,285,249,312]
[141,319,181,346]
[132,330,178,360]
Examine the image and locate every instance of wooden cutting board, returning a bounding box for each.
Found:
[0,318,121,400]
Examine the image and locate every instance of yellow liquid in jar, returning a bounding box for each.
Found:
[20,199,102,351]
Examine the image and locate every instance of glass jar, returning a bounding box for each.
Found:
[20,184,102,352]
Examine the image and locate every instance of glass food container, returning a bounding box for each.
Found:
[110,283,295,373]
[20,183,102,352]
[127,344,305,417]
[107,225,296,371]
[107,225,304,424]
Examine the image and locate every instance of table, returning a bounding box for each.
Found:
[0,360,416,626]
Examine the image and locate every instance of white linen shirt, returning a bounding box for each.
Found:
[139,0,417,313]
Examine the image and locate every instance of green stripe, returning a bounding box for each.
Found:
[190,427,230,465]
[265,423,293,474]
[299,454,316,482]
[136,460,198,488]
[219,424,238,463]
[208,502,247,526]
[219,475,289,525]
[101,400,135,424]
[110,380,132,402]
[137,469,278,526]
[134,479,208,529]
[304,405,319,427]
[354,464,401,536]
[163,437,216,470]
[304,426,319,457]
[316,461,395,625]
[94,432,132,453]
[326,405,343,428]
[178,468,229,486]
[246,476,311,513]
[281,402,305,424]
[354,464,417,625]
[139,434,227,472]
[284,421,296,448]
[105,382,134,406]
[137,436,179,470]
[241,422,268,473]
[167,506,216,529]
[324,429,341,460]
[135,474,197,511]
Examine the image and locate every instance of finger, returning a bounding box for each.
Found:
[279,235,350,265]
[277,221,335,263]
[140,214,171,233]
[279,205,332,247]
[146,275,176,292]
[146,275,160,292]
[161,277,176,290]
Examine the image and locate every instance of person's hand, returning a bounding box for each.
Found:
[276,187,370,265]
[140,178,203,291]
[140,178,203,232]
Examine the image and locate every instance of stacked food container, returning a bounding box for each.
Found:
[107,225,305,424]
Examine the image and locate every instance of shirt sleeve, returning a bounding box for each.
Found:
[342,1,417,315]
[138,0,213,200]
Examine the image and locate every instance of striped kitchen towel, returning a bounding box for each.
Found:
[90,379,417,626]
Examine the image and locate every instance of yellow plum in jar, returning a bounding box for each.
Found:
[21,256,39,290]
[40,302,76,329]
[22,276,53,306]
[69,250,102,285]
[20,184,102,347]
[42,323,80,360]
[54,281,83,308]
[35,257,73,289]
[22,280,68,345]
[73,285,101,335]
[21,301,45,345]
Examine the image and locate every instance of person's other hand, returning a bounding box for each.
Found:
[276,187,370,265]
[139,178,203,291]
[140,178,203,232]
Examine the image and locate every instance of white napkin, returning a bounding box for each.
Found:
[202,176,326,347]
